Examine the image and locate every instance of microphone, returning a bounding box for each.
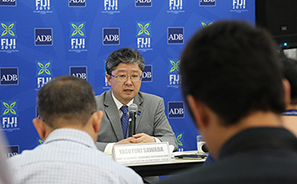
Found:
[128,103,138,137]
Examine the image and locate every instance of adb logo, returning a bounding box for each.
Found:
[200,0,215,6]
[142,65,152,82]
[36,61,53,89]
[70,66,87,80]
[0,68,18,85]
[35,28,52,46]
[168,59,180,87]
[136,21,152,50]
[36,0,50,10]
[6,145,19,158]
[69,22,87,52]
[103,28,120,45]
[168,102,184,118]
[168,27,183,44]
[69,0,86,7]
[135,0,152,7]
[1,100,19,131]
[0,21,17,52]
[0,0,16,6]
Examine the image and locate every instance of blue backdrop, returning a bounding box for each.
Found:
[0,0,255,156]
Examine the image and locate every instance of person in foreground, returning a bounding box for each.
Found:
[281,57,297,137]
[156,21,297,184]
[8,75,143,184]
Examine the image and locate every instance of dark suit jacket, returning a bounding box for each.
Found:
[95,90,178,152]
[156,127,297,184]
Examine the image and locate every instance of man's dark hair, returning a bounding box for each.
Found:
[105,47,145,75]
[37,75,96,128]
[180,21,285,126]
[282,57,297,105]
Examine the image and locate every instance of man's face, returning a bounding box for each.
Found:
[107,62,142,105]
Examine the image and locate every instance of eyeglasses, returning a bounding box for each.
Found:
[110,74,142,82]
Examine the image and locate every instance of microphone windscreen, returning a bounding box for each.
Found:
[128,103,138,113]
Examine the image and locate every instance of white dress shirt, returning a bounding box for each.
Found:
[8,128,143,184]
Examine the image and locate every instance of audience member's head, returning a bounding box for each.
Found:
[34,75,102,142]
[282,57,297,106]
[180,20,287,158]
[181,20,284,125]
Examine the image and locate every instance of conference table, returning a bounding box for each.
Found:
[123,151,206,177]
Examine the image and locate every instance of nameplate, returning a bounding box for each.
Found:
[112,142,171,164]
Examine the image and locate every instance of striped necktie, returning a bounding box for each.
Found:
[120,105,129,138]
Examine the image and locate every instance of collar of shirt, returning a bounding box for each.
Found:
[44,128,97,149]
[111,92,134,111]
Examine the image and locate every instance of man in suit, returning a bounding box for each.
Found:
[95,47,178,183]
[156,21,297,183]
[95,47,177,153]
[8,75,143,184]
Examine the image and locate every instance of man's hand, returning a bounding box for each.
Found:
[130,133,156,143]
[115,137,133,145]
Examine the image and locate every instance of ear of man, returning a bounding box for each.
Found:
[33,118,52,141]
[92,111,103,133]
[283,79,291,108]
[106,74,111,86]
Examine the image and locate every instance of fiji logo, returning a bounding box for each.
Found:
[169,59,181,86]
[70,22,86,50]
[36,0,50,10]
[0,0,16,6]
[137,22,151,37]
[1,22,16,38]
[70,22,85,38]
[233,0,246,10]
[168,27,183,44]
[169,0,182,10]
[36,61,52,89]
[104,0,118,10]
[201,21,213,27]
[169,59,180,74]
[136,21,151,49]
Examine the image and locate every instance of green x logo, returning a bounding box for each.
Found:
[137,23,150,36]
[71,23,84,37]
[170,60,180,73]
[3,102,16,115]
[201,22,213,27]
[1,23,15,37]
[38,62,51,75]
[177,133,183,146]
